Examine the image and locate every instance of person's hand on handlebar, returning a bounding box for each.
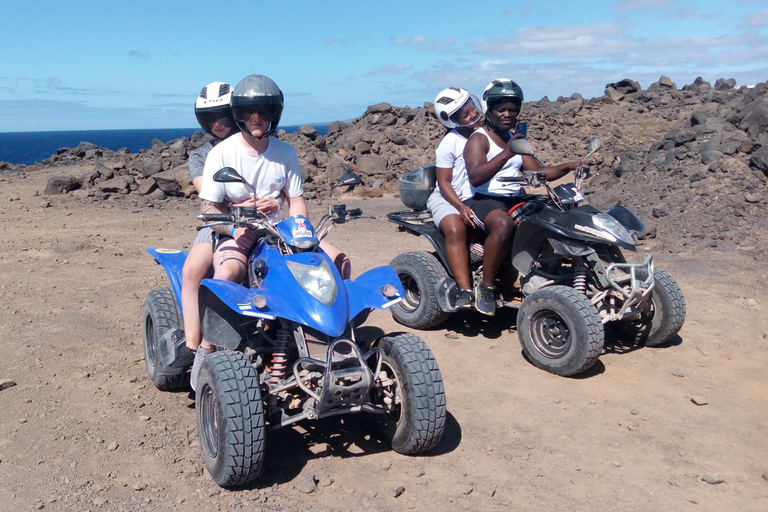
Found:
[254,196,282,217]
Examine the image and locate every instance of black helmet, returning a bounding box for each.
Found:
[194,82,236,139]
[480,78,524,114]
[231,74,284,139]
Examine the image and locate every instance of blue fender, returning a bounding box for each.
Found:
[199,256,404,339]
[147,248,188,308]
[346,265,404,320]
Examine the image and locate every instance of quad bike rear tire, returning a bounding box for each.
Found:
[142,287,189,391]
[389,251,450,330]
[196,350,265,487]
[517,285,604,376]
[370,333,446,454]
[611,268,686,347]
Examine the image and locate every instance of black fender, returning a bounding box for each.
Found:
[387,216,452,277]
[606,204,645,234]
[511,221,597,275]
[198,285,253,350]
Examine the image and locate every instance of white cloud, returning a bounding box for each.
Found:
[667,7,717,20]
[391,35,451,53]
[745,8,768,28]
[368,63,413,76]
[614,0,677,11]
[469,24,632,59]
[324,37,355,46]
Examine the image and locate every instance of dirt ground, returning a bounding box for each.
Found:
[1,163,767,512]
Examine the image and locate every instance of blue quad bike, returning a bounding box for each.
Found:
[141,169,446,487]
[388,138,685,377]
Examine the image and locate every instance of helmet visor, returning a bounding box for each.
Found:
[233,104,281,124]
[449,97,482,128]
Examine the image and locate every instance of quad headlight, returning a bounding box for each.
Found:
[593,214,634,245]
[286,259,337,306]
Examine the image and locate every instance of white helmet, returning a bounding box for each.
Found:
[194,82,235,138]
[433,87,479,129]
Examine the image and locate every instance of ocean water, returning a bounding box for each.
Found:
[0,124,328,166]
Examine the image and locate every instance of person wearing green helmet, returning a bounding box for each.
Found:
[464,78,580,316]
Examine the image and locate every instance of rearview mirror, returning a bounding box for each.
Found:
[508,139,535,156]
[332,171,362,190]
[213,167,245,183]
[585,138,602,159]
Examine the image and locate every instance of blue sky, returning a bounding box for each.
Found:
[1,0,766,132]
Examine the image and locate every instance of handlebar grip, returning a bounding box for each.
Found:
[496,177,525,183]
[198,214,231,222]
[347,208,363,217]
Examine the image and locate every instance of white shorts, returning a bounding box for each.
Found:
[426,190,461,228]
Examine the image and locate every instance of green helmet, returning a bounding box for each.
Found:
[480,78,524,114]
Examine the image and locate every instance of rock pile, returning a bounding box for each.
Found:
[6,75,767,255]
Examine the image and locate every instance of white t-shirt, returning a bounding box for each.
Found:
[469,127,523,197]
[434,129,472,201]
[200,135,304,222]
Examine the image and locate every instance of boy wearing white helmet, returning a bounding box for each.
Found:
[428,87,482,309]
[464,78,580,316]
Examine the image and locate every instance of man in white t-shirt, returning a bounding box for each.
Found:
[191,74,349,390]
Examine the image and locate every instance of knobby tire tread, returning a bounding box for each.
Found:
[201,350,264,487]
[390,251,449,330]
[380,333,446,454]
[143,287,187,391]
[644,268,686,347]
[518,285,604,376]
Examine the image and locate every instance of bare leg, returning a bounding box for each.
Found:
[320,240,351,279]
[439,214,471,290]
[480,209,515,287]
[181,243,213,351]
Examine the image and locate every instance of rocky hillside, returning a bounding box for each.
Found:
[4,75,767,256]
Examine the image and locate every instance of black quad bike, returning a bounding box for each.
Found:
[387,138,685,376]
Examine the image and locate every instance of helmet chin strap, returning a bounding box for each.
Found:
[251,123,276,140]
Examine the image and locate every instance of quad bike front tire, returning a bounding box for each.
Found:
[371,333,446,454]
[611,268,686,347]
[517,285,604,376]
[196,350,265,488]
[142,287,188,391]
[389,251,450,330]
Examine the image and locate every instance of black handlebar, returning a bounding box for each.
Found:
[198,214,231,222]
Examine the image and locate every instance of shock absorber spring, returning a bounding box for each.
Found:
[573,265,588,294]
[270,327,291,384]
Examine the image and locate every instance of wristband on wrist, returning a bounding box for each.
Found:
[230,227,236,237]
[275,197,283,207]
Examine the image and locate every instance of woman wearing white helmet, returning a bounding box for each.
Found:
[428,87,483,310]
[189,82,237,190]
[464,78,580,316]
[181,82,255,378]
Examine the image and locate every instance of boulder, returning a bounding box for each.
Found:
[299,124,318,140]
[356,154,388,177]
[97,176,129,194]
[140,161,163,177]
[44,176,81,195]
[152,169,182,196]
